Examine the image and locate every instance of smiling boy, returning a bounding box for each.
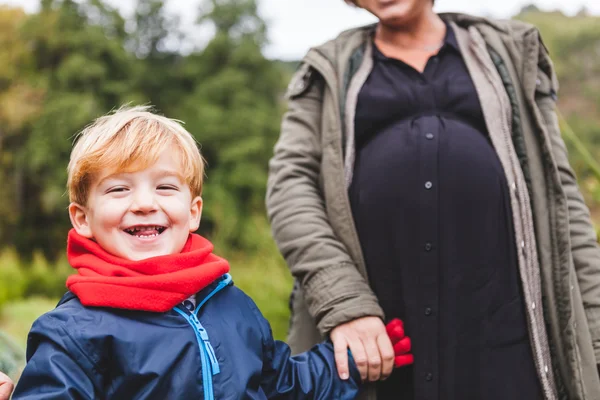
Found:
[11,106,412,399]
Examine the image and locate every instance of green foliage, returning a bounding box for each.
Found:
[0,249,68,372]
[176,34,285,249]
[0,329,25,379]
[224,216,293,339]
[21,254,71,299]
[517,10,600,204]
[0,297,58,380]
[2,0,143,260]
[0,250,27,309]
[0,249,70,310]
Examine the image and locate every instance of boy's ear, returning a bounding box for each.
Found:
[69,203,94,238]
[189,196,203,232]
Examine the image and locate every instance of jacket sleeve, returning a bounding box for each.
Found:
[251,299,361,399]
[535,40,600,363]
[266,63,383,335]
[11,315,100,400]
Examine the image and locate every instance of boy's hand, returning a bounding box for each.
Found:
[0,371,14,400]
[386,319,414,368]
[331,316,395,382]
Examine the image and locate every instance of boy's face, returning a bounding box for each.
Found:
[69,150,202,261]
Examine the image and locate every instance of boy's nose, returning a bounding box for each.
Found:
[130,191,158,214]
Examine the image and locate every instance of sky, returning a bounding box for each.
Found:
[2,0,599,60]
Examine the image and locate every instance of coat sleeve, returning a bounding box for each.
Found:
[250,298,361,399]
[265,62,383,335]
[11,314,101,400]
[535,38,600,363]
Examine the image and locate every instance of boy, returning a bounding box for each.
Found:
[12,106,412,399]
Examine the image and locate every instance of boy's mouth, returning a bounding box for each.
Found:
[123,225,167,238]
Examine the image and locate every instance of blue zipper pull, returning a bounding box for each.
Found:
[189,313,220,375]
[205,342,220,375]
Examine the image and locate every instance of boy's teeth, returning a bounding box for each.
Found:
[126,226,164,236]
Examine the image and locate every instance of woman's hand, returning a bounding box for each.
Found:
[331,316,395,382]
[0,371,14,400]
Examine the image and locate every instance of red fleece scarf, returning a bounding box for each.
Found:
[66,229,230,312]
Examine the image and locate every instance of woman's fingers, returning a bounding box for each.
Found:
[331,331,351,380]
[362,336,382,381]
[330,316,391,382]
[348,336,369,381]
[377,333,395,380]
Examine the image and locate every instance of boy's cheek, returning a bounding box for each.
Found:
[94,202,127,221]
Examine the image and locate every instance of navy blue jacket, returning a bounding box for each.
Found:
[13,274,360,399]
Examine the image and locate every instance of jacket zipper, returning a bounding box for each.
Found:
[173,274,232,400]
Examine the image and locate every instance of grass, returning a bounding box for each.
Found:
[229,252,294,340]
[0,297,58,379]
[0,297,59,348]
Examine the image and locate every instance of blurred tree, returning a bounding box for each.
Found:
[0,7,44,252]
[126,0,187,110]
[7,0,141,260]
[519,4,541,14]
[175,0,285,250]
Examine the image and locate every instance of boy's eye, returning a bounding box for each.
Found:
[107,187,128,193]
[157,185,178,191]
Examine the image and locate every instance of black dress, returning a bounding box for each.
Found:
[348,25,543,400]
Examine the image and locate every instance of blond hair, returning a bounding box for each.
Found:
[68,105,204,205]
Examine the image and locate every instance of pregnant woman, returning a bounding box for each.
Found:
[266,0,600,399]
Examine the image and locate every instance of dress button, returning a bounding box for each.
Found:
[425,307,433,316]
[425,133,434,140]
[425,373,433,381]
[425,181,433,190]
[424,242,433,252]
